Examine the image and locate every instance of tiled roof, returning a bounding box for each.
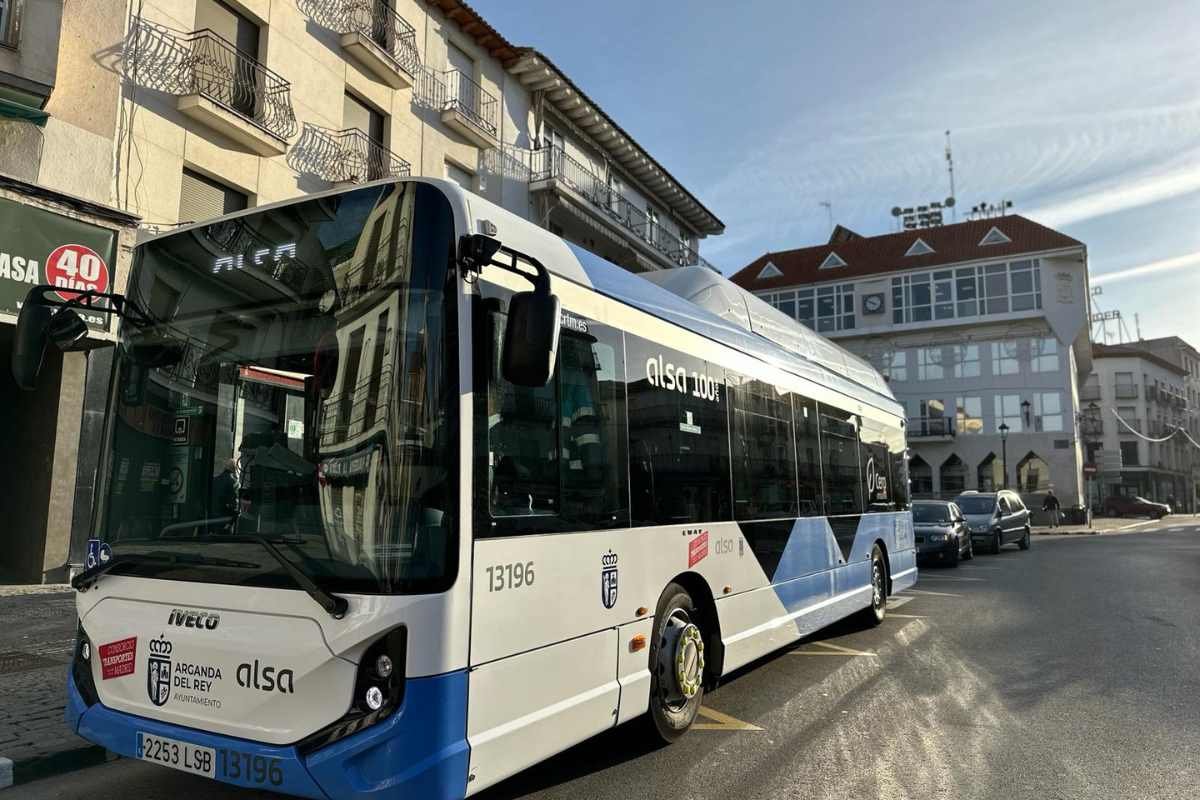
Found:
[730,215,1084,291]
[1092,343,1188,375]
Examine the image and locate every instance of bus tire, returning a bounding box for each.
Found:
[643,583,705,744]
[858,545,887,627]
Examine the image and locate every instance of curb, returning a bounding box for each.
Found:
[0,744,113,791]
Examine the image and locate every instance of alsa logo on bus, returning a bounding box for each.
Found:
[865,457,888,499]
[645,355,721,402]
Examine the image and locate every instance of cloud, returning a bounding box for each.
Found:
[1093,250,1200,285]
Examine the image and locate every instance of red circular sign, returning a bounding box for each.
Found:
[44,243,110,301]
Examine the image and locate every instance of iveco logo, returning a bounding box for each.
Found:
[168,608,220,630]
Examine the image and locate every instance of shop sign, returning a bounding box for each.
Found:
[0,197,117,328]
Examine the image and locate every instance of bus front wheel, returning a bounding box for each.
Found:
[644,583,705,744]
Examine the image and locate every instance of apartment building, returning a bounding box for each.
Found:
[1135,335,1200,508]
[0,0,722,581]
[1084,343,1194,509]
[730,215,1092,513]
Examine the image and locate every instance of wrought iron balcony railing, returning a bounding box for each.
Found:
[289,123,411,184]
[527,145,718,270]
[907,416,956,437]
[126,18,297,141]
[300,0,420,77]
[421,68,497,138]
[1114,384,1138,399]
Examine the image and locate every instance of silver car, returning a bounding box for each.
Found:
[953,490,1031,554]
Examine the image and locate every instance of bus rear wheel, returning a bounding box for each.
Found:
[644,583,705,744]
[857,545,887,627]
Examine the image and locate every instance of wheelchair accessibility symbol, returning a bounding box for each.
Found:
[85,538,112,570]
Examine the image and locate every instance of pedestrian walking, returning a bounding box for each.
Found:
[1042,489,1061,528]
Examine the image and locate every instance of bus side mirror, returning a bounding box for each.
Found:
[501,290,560,387]
[12,297,54,390]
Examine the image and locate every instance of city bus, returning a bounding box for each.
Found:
[14,179,915,799]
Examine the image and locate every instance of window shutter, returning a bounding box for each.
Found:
[179,169,247,223]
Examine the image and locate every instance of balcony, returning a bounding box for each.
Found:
[1118,418,1142,436]
[302,0,420,89]
[528,145,719,272]
[1079,417,1104,437]
[1114,384,1138,400]
[420,68,498,149]
[126,19,297,155]
[289,123,410,185]
[907,416,956,439]
[1079,385,1102,402]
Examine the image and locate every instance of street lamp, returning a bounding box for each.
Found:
[999,422,1010,489]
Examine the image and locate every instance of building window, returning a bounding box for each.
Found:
[0,0,18,47]
[1030,337,1059,372]
[917,347,944,380]
[991,341,1019,375]
[952,344,981,378]
[978,453,1003,491]
[940,454,967,496]
[445,160,475,191]
[983,264,1009,314]
[883,350,907,382]
[1119,440,1140,467]
[1017,453,1050,492]
[956,267,980,317]
[1114,371,1137,399]
[815,284,854,332]
[1010,259,1042,311]
[645,206,660,244]
[179,168,248,222]
[344,91,387,180]
[995,394,1024,432]
[956,396,983,434]
[892,274,931,323]
[909,455,933,498]
[933,270,954,319]
[1034,391,1064,432]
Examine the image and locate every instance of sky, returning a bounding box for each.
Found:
[471,0,1200,345]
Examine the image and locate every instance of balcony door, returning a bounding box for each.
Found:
[447,41,476,114]
[195,0,261,118]
[343,92,386,180]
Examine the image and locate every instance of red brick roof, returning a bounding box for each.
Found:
[729,215,1084,291]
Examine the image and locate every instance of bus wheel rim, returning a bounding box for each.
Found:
[659,610,704,708]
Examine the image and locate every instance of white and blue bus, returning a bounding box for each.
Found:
[14,179,914,799]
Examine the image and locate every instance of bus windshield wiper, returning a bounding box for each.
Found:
[223,534,349,619]
[71,552,261,591]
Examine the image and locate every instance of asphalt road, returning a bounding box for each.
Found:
[20,519,1200,800]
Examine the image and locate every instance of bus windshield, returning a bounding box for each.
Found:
[96,182,458,595]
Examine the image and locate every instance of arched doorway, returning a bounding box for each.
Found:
[1017,452,1050,494]
[910,454,933,498]
[978,453,1003,491]
[940,454,967,498]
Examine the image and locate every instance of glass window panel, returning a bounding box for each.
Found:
[729,376,798,520]
[820,408,862,515]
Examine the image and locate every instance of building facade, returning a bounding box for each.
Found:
[0,0,722,582]
[730,216,1092,515]
[1134,336,1200,510]
[1084,343,1194,510]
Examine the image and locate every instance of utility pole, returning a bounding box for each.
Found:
[945,130,957,222]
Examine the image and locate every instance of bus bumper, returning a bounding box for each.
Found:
[66,669,470,799]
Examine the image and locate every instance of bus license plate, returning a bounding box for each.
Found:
[137,732,215,778]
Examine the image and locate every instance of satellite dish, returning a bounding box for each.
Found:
[891,207,901,217]
[945,197,955,207]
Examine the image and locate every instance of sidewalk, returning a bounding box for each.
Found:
[0,585,108,791]
[1033,514,1188,536]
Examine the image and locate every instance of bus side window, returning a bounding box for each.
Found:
[626,338,731,526]
[479,298,629,534]
[860,416,894,511]
[820,406,863,516]
[793,396,824,516]
[729,374,798,520]
[889,424,910,510]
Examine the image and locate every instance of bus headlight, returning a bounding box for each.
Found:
[296,625,407,755]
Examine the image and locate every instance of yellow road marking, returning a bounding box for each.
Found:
[693,705,763,731]
[790,640,877,657]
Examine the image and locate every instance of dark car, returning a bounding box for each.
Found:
[1103,495,1170,519]
[912,500,973,565]
[953,490,1031,554]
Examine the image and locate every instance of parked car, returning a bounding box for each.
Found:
[912,500,973,565]
[953,490,1031,554]
[1102,495,1170,519]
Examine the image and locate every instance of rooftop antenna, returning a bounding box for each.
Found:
[1135,313,1142,340]
[819,201,833,235]
[945,130,957,222]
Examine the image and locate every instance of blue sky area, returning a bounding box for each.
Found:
[472,0,1200,344]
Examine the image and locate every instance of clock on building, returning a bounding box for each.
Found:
[863,293,885,315]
